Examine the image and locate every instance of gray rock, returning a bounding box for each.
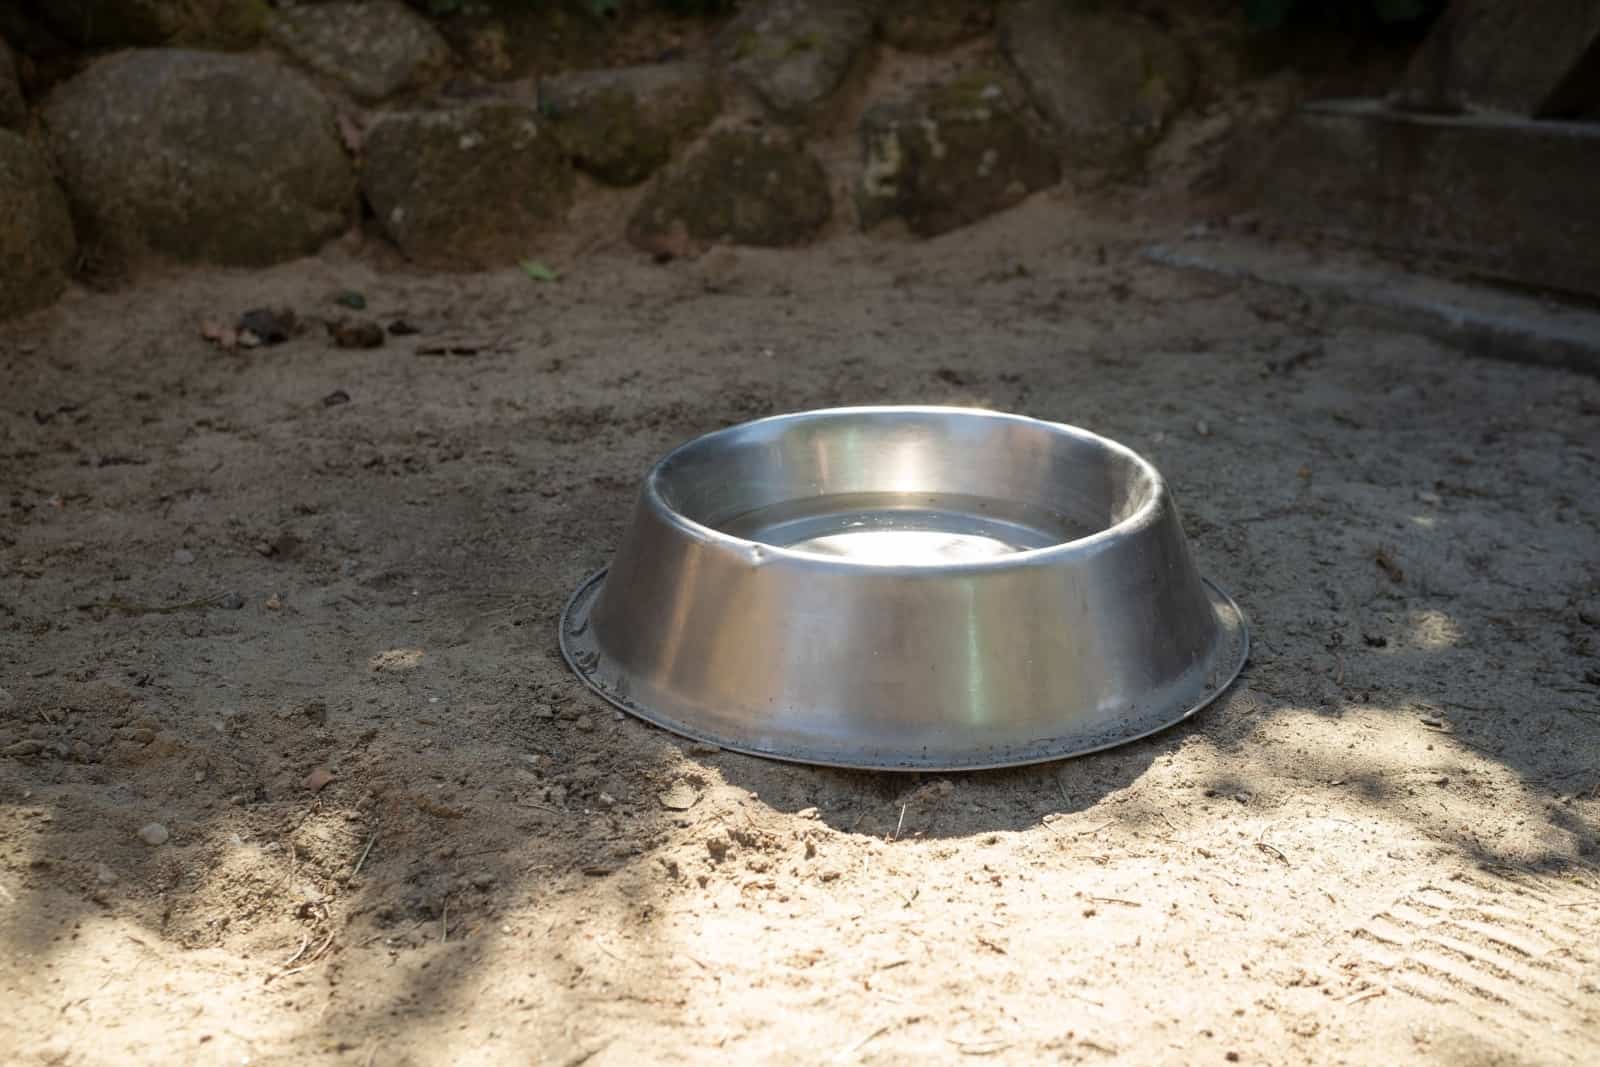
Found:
[540,61,718,186]
[0,37,25,130]
[36,0,267,50]
[859,71,1058,237]
[44,50,353,269]
[999,0,1191,174]
[268,0,452,104]
[0,130,76,320]
[720,0,872,123]
[878,0,995,52]
[628,128,831,254]
[361,103,573,269]
[137,822,170,846]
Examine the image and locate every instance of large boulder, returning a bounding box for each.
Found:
[539,61,718,186]
[858,71,1058,237]
[44,50,353,267]
[999,0,1191,174]
[877,0,995,53]
[0,37,25,130]
[267,0,452,104]
[361,103,573,269]
[628,127,831,253]
[0,130,76,319]
[719,0,872,123]
[34,0,268,49]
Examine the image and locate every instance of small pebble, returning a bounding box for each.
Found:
[137,822,170,847]
[219,591,246,611]
[340,559,358,577]
[302,767,335,793]
[471,872,497,889]
[574,715,596,732]
[95,862,118,884]
[1195,420,1212,437]
[332,319,385,349]
[658,782,699,811]
[173,548,195,565]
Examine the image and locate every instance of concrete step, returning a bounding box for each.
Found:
[1144,235,1600,377]
[1260,99,1600,302]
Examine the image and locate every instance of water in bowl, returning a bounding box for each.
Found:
[718,491,1094,565]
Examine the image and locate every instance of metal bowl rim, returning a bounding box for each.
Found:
[635,405,1169,575]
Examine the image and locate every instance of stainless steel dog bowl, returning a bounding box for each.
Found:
[560,406,1246,770]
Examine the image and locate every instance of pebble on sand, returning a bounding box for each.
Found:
[138,822,170,846]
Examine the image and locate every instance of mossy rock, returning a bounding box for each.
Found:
[628,127,831,252]
[718,0,872,122]
[362,103,574,269]
[0,38,25,130]
[858,71,1059,237]
[36,0,269,50]
[877,0,995,53]
[999,0,1193,174]
[267,0,452,104]
[0,129,76,319]
[44,49,352,268]
[540,62,718,186]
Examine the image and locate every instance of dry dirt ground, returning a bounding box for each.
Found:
[2,197,1598,1066]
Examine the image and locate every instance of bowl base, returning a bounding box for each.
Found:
[559,569,1250,771]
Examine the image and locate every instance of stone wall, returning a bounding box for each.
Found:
[0,0,1281,319]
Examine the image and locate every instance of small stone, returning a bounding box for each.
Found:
[95,862,118,885]
[302,767,335,793]
[628,129,830,254]
[658,781,700,811]
[264,592,284,611]
[4,739,44,758]
[574,715,596,733]
[597,791,618,808]
[688,742,722,756]
[720,0,872,122]
[0,687,15,709]
[322,388,352,407]
[332,290,367,310]
[705,835,731,861]
[340,559,359,577]
[796,806,820,819]
[219,591,245,611]
[1578,600,1600,628]
[268,0,451,104]
[238,308,298,345]
[471,871,497,889]
[331,319,385,349]
[1195,420,1212,437]
[137,822,170,847]
[173,548,195,565]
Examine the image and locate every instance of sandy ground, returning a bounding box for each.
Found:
[2,197,1598,1067]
